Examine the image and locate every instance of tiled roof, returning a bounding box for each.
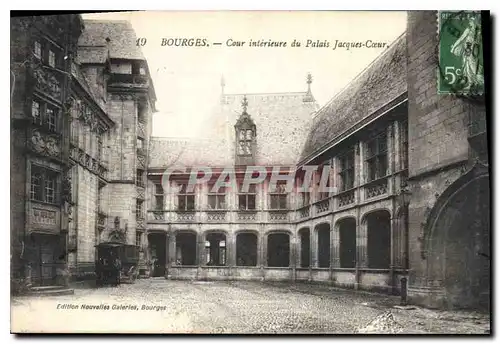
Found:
[149,92,319,168]
[299,34,407,163]
[70,62,107,114]
[78,20,145,61]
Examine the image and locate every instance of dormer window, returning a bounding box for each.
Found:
[234,95,257,162]
[238,129,253,155]
[33,41,42,59]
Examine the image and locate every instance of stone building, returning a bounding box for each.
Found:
[146,11,489,310]
[10,16,156,289]
[11,11,489,311]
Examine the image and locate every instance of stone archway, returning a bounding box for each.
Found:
[424,165,490,310]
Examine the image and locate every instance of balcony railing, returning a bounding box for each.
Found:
[315,198,330,214]
[365,177,389,199]
[237,211,257,222]
[206,211,226,222]
[268,210,289,222]
[298,206,310,219]
[337,189,355,207]
[175,211,196,222]
[108,73,149,86]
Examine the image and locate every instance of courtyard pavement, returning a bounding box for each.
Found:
[11,278,490,334]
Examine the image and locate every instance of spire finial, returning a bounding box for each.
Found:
[306,72,313,93]
[242,95,248,113]
[221,75,225,94]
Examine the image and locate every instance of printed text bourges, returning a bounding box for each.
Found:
[56,303,167,312]
[136,37,389,50]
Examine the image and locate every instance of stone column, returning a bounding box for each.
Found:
[260,232,266,280]
[311,227,318,268]
[355,218,367,290]
[196,232,204,279]
[308,228,313,281]
[332,220,340,268]
[330,216,336,284]
[390,216,397,294]
[167,232,176,279]
[290,233,296,281]
[228,231,236,276]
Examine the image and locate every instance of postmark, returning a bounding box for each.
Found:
[438,11,484,95]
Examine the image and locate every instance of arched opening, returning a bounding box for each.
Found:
[427,174,490,310]
[316,223,331,268]
[148,232,167,277]
[267,232,290,267]
[338,218,356,268]
[366,210,391,269]
[298,228,310,268]
[175,232,197,266]
[236,232,258,266]
[205,232,227,266]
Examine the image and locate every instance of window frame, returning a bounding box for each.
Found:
[135,199,144,219]
[269,182,288,210]
[154,182,164,211]
[338,149,355,191]
[33,40,42,59]
[30,164,59,205]
[48,50,56,68]
[238,183,256,210]
[177,183,195,211]
[207,184,227,210]
[365,131,389,182]
[400,120,409,171]
[136,169,145,187]
[237,128,254,156]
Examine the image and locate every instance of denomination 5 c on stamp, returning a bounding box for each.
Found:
[438,11,484,95]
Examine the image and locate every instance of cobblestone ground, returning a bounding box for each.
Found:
[11,279,490,334]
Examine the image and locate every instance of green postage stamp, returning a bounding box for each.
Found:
[438,11,484,95]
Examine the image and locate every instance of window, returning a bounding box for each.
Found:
[238,129,253,156]
[339,149,355,191]
[136,169,144,187]
[139,67,146,75]
[97,136,103,161]
[32,100,41,124]
[297,176,310,207]
[316,169,330,201]
[238,183,256,210]
[208,185,226,210]
[48,50,56,67]
[138,102,146,123]
[400,121,408,170]
[137,137,144,150]
[135,232,142,247]
[136,200,144,219]
[177,183,195,211]
[30,165,59,204]
[154,182,164,210]
[365,132,388,182]
[270,182,288,210]
[33,41,42,59]
[46,107,57,132]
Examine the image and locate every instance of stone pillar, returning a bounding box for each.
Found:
[311,227,318,268]
[390,216,397,294]
[164,232,170,279]
[329,217,335,284]
[290,233,296,281]
[332,221,340,268]
[355,219,367,289]
[167,232,176,279]
[228,232,236,273]
[196,232,204,281]
[308,228,314,280]
[260,232,266,280]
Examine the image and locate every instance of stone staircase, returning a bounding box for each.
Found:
[27,285,74,296]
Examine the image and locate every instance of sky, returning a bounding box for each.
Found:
[82,11,407,138]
